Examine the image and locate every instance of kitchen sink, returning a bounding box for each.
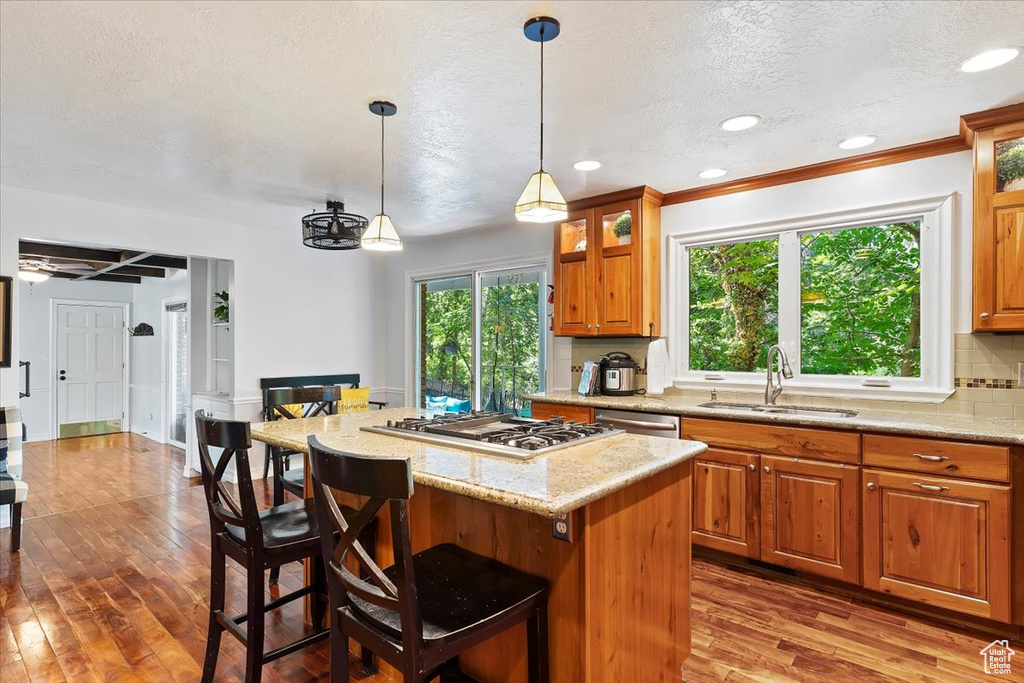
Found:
[699,401,858,418]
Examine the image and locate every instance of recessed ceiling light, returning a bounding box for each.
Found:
[837,135,877,150]
[720,115,760,132]
[573,160,601,171]
[698,168,728,179]
[960,47,1020,73]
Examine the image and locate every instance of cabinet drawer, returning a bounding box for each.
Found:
[530,401,594,424]
[863,434,1009,483]
[681,418,860,464]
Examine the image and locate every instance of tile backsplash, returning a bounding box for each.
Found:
[569,333,1024,419]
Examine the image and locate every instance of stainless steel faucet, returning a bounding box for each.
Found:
[764,345,794,405]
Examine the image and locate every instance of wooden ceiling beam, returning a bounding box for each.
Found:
[106,265,167,278]
[49,271,142,284]
[133,254,188,270]
[19,240,123,263]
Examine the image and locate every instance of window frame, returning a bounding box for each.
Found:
[405,254,552,410]
[667,195,954,402]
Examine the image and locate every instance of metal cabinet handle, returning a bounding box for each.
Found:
[763,465,770,473]
[596,324,601,329]
[19,361,31,399]
[748,463,756,471]
[980,312,990,320]
[912,482,950,492]
[866,482,875,490]
[913,453,949,462]
[596,416,677,431]
[586,324,592,330]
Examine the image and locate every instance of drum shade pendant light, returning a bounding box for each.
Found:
[514,16,567,224]
[362,100,403,251]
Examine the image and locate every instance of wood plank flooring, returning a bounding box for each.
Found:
[1,433,1018,682]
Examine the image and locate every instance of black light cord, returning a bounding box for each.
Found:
[539,24,544,172]
[380,112,385,214]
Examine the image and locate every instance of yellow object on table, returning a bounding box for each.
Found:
[337,387,370,414]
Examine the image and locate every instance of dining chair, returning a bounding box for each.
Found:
[0,407,27,552]
[308,436,550,683]
[195,411,329,683]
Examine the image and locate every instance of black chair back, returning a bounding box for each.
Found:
[195,411,260,545]
[307,436,421,651]
[265,386,344,421]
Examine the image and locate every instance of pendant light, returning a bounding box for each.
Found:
[362,100,403,251]
[514,16,567,224]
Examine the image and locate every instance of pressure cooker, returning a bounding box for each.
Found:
[599,351,645,396]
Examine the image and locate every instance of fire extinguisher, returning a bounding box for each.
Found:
[547,284,555,331]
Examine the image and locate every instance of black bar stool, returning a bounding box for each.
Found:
[262,385,343,584]
[308,436,550,683]
[195,411,331,683]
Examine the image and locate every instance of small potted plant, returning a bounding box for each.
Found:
[612,213,632,245]
[213,290,229,323]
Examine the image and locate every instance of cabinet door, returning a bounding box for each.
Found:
[973,121,1024,331]
[554,211,594,336]
[760,456,860,583]
[693,448,760,557]
[595,200,643,336]
[862,468,1010,622]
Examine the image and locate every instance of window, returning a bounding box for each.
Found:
[672,196,953,400]
[415,265,547,415]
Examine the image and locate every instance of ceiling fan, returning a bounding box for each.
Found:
[18,257,94,283]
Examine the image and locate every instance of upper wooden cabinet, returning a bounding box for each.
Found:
[969,111,1024,332]
[553,186,662,337]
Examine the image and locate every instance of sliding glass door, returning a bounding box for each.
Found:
[416,265,547,414]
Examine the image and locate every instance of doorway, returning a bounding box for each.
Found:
[164,299,188,448]
[53,302,127,438]
[415,264,548,415]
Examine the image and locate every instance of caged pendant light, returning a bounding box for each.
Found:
[514,16,567,224]
[362,100,404,251]
[302,201,369,250]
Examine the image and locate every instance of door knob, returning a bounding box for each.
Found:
[59,375,66,381]
[980,312,990,320]
[763,465,770,473]
[866,482,875,490]
[748,463,755,471]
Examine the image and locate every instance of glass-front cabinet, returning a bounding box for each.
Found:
[971,116,1024,332]
[552,187,662,337]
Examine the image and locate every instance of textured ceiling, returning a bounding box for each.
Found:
[1,1,1022,237]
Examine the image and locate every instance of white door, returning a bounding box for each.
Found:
[56,304,125,439]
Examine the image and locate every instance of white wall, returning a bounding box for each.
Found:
[1,185,384,417]
[661,151,975,332]
[380,225,573,406]
[128,269,188,441]
[16,277,135,440]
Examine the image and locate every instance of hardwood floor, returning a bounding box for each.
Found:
[1,434,1018,682]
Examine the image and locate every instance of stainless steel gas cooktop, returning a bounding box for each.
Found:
[361,410,623,460]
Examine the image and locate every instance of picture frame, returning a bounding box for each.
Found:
[0,275,11,367]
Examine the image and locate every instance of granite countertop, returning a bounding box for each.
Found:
[250,408,705,518]
[528,391,1024,447]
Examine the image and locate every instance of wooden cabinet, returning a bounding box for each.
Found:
[760,456,860,583]
[969,114,1024,331]
[685,420,860,582]
[529,400,593,423]
[862,468,1011,622]
[553,186,662,337]
[692,448,760,557]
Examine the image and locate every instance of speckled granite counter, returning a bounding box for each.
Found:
[250,408,705,518]
[528,390,1024,446]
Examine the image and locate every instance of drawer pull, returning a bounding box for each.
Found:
[912,482,950,492]
[912,453,949,462]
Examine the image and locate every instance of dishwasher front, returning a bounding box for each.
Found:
[593,408,680,438]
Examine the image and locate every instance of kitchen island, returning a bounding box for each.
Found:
[251,408,706,682]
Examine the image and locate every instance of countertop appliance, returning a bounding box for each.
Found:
[599,351,644,396]
[594,408,680,438]
[362,410,623,460]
